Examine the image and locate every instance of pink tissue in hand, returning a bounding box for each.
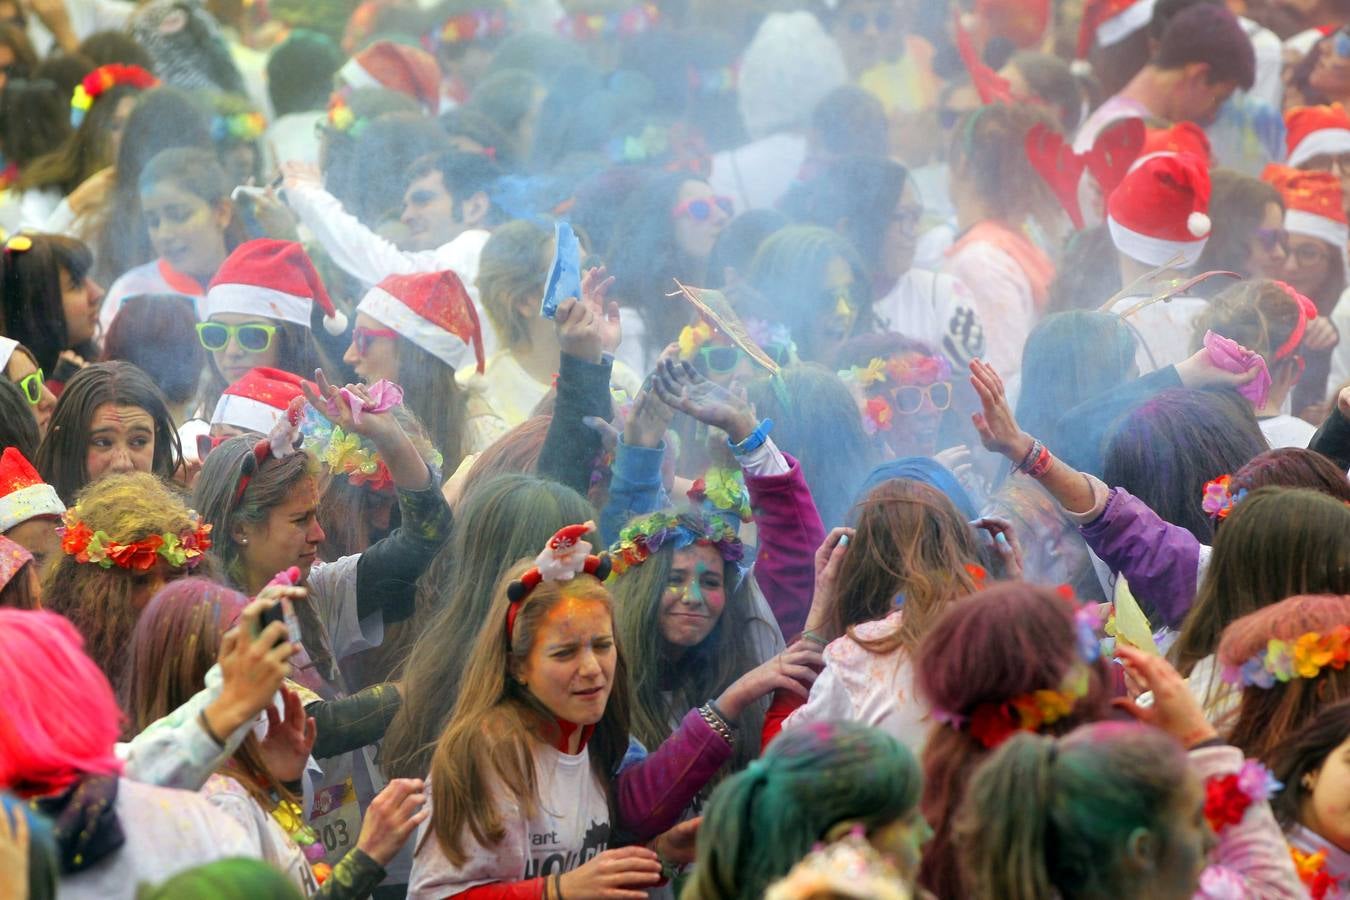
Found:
[1203,330,1271,409]
[325,379,404,424]
[267,566,301,588]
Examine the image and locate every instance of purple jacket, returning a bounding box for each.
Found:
[1078,486,1203,629]
[615,708,733,839]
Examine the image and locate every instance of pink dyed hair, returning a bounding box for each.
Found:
[0,609,124,795]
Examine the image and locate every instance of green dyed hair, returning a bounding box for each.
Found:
[682,721,922,900]
[955,722,1192,900]
[136,858,305,899]
[611,512,762,777]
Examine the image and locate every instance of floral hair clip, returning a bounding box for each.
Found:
[59,509,212,571]
[211,111,266,143]
[71,64,158,126]
[506,522,612,637]
[1204,760,1281,834]
[1202,475,1246,521]
[1290,846,1340,899]
[609,510,744,577]
[1220,627,1350,688]
[959,663,1092,749]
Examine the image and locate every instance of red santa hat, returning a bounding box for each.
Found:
[339,40,441,114]
[1077,0,1158,61]
[211,367,314,435]
[1131,122,1212,170]
[1263,164,1349,251]
[356,271,485,373]
[972,0,1050,50]
[0,447,64,534]
[1107,153,1212,268]
[203,240,348,336]
[1285,105,1350,169]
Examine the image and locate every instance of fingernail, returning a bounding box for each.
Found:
[838,534,849,547]
[995,533,1009,546]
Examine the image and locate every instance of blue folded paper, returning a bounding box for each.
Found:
[541,220,581,319]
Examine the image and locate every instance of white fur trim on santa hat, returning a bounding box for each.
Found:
[1108,214,1208,268]
[201,283,312,329]
[211,394,288,434]
[357,287,478,371]
[338,56,381,92]
[1287,128,1350,168]
[1286,209,1350,250]
[0,337,17,374]
[1097,0,1158,48]
[0,483,65,534]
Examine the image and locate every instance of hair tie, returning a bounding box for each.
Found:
[4,234,32,253]
[505,522,612,641]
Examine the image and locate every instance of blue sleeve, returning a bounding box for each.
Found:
[600,439,669,545]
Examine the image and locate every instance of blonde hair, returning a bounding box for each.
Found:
[425,562,631,865]
[42,471,215,690]
[475,220,553,350]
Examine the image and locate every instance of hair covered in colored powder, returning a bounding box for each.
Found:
[0,608,124,795]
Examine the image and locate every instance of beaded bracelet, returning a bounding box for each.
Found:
[699,703,736,745]
[1024,445,1054,479]
[801,629,829,647]
[1015,438,1043,473]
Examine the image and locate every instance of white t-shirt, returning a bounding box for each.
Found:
[408,742,612,898]
[1259,414,1317,449]
[708,133,806,213]
[873,268,986,366]
[57,778,254,900]
[1109,292,1210,374]
[201,774,321,896]
[780,609,928,755]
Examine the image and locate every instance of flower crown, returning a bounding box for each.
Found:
[609,509,744,577]
[425,8,511,50]
[211,111,266,143]
[506,522,612,637]
[1220,627,1350,688]
[1202,475,1246,521]
[325,91,368,138]
[58,509,212,571]
[677,320,725,360]
[556,2,659,41]
[1291,846,1341,899]
[838,355,952,435]
[300,406,442,494]
[71,64,158,126]
[932,597,1106,749]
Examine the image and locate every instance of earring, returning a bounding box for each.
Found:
[239,537,249,545]
[1302,773,1317,790]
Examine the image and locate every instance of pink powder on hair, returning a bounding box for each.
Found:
[0,609,124,795]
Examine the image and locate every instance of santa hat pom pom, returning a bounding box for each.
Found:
[323,309,349,336]
[959,12,978,32]
[1187,211,1211,238]
[1070,59,1092,78]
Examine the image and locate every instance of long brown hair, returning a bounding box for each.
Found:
[1217,594,1350,764]
[1173,489,1350,676]
[123,577,296,809]
[830,479,981,655]
[395,339,470,477]
[425,563,631,865]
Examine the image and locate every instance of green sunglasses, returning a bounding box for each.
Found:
[15,368,43,405]
[197,321,278,353]
[698,342,792,375]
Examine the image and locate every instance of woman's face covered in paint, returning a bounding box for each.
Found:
[659,544,727,649]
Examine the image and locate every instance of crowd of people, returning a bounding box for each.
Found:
[3,0,1350,896]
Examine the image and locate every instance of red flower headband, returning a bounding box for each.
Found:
[71,64,158,126]
[505,522,612,641]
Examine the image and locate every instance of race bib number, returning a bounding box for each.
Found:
[310,779,361,864]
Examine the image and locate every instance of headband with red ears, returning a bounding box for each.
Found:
[505,521,613,640]
[232,397,306,503]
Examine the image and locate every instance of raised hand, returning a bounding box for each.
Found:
[622,376,676,449]
[969,516,1024,581]
[652,358,758,444]
[716,641,824,720]
[581,265,622,355]
[257,686,316,783]
[803,527,853,643]
[302,369,403,442]
[1174,348,1262,390]
[556,296,604,365]
[1112,646,1218,749]
[968,359,1031,461]
[354,778,430,867]
[203,598,296,741]
[559,846,664,900]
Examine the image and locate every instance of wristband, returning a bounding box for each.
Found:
[1024,445,1054,479]
[801,629,828,647]
[728,418,773,455]
[1015,438,1042,473]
